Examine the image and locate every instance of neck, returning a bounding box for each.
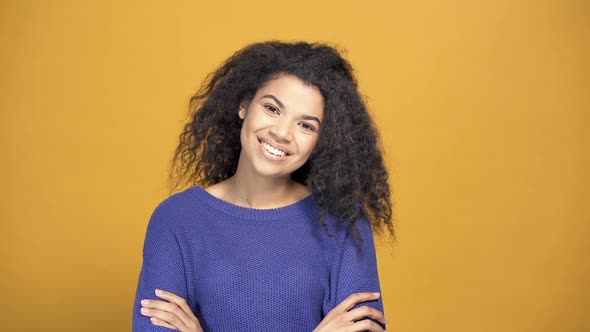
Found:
[224,162,299,209]
[229,177,294,209]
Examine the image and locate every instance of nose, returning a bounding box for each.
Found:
[269,118,292,142]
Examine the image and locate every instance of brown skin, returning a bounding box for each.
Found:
[313,292,389,332]
[141,291,388,332]
[140,290,202,332]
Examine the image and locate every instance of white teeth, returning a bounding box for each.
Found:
[261,141,286,157]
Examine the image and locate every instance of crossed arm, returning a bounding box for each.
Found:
[140,289,388,332]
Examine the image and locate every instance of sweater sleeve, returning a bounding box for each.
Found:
[325,216,385,319]
[132,203,189,332]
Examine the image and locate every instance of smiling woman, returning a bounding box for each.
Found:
[132,41,394,332]
[237,75,324,180]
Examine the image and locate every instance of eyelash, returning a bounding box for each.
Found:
[299,122,316,132]
[264,104,279,114]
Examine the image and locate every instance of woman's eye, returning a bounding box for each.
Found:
[264,104,279,114]
[299,122,316,132]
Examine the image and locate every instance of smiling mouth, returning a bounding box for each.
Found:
[258,139,290,157]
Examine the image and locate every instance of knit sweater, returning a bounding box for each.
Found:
[132,186,384,331]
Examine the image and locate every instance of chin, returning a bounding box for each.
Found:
[250,163,301,180]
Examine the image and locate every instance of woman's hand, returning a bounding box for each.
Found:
[140,289,203,332]
[314,292,388,332]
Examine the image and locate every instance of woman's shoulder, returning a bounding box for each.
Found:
[322,211,375,246]
[154,186,203,210]
[147,186,206,228]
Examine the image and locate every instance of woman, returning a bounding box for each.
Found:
[133,41,394,331]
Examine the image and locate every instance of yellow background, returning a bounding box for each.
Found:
[1,0,588,331]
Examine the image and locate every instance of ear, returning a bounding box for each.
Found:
[238,103,247,119]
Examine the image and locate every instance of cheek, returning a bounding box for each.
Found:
[239,121,251,149]
[299,136,321,155]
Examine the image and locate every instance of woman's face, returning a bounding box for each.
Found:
[237,74,325,180]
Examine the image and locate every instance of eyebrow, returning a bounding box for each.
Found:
[301,115,322,126]
[261,94,322,126]
[261,95,285,109]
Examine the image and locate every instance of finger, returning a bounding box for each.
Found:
[155,289,197,320]
[141,299,193,328]
[334,292,381,312]
[141,299,171,309]
[150,317,178,330]
[140,308,188,331]
[345,305,388,325]
[353,319,385,332]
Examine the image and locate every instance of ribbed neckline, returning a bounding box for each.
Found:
[189,186,316,221]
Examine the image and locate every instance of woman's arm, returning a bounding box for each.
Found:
[314,292,388,332]
[139,289,203,332]
[133,203,197,331]
[320,216,389,331]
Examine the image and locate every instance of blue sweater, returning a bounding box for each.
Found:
[133,186,383,331]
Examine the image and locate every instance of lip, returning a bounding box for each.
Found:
[257,138,291,161]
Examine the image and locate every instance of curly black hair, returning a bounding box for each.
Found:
[170,41,394,242]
